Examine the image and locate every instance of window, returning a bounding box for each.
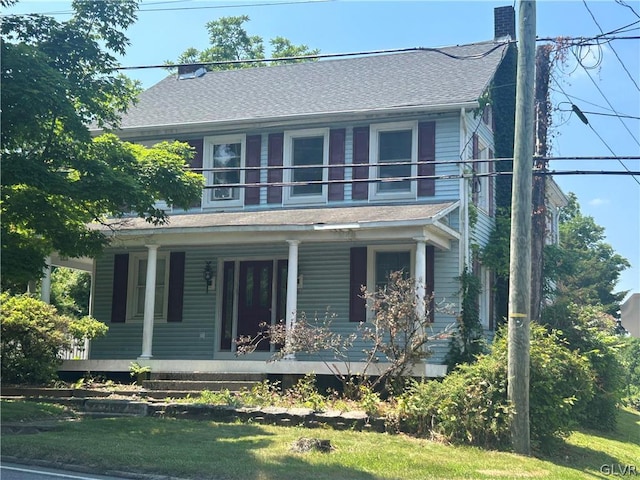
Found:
[367,245,414,292]
[203,135,245,207]
[128,253,169,321]
[370,122,418,200]
[284,129,329,203]
[284,129,329,204]
[478,266,491,328]
[473,138,490,213]
[375,251,411,289]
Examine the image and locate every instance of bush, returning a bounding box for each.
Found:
[397,323,594,450]
[1,293,107,384]
[543,303,626,429]
[398,353,511,448]
[1,293,70,384]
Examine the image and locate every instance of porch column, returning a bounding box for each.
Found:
[285,240,300,356]
[40,256,52,304]
[140,244,159,360]
[414,238,427,321]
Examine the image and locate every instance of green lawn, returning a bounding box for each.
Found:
[1,400,638,480]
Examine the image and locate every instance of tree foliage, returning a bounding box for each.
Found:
[546,193,629,314]
[1,1,203,289]
[173,15,320,69]
[0,293,107,384]
[398,323,594,450]
[48,267,91,319]
[542,302,627,429]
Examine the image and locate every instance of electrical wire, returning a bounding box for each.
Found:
[1,0,331,17]
[582,0,640,91]
[570,48,640,148]
[551,75,640,186]
[197,169,640,190]
[615,0,640,19]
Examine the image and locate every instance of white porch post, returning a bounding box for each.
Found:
[40,256,52,304]
[414,238,427,321]
[139,244,159,360]
[285,240,300,356]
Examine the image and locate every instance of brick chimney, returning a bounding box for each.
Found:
[494,6,516,40]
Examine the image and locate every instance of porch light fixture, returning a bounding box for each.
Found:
[203,261,214,292]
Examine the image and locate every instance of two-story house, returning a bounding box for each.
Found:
[61,7,520,379]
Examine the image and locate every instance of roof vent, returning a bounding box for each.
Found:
[178,65,207,80]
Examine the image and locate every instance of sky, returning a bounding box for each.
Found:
[5,0,640,300]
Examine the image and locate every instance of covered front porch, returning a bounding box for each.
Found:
[82,202,461,372]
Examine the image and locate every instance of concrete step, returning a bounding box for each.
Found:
[142,379,260,392]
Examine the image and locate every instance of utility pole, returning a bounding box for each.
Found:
[508,0,536,456]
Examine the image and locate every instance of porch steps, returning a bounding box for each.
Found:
[142,373,267,393]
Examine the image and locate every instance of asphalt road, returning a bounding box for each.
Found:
[0,463,135,480]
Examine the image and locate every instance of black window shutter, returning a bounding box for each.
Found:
[267,133,283,204]
[167,251,186,323]
[352,126,369,200]
[186,139,204,208]
[111,254,129,323]
[328,128,345,201]
[349,247,367,322]
[245,135,261,205]
[417,122,436,197]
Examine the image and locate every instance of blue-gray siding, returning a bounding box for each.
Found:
[91,240,461,364]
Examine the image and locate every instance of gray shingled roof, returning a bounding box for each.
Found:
[117,41,508,131]
[99,202,458,234]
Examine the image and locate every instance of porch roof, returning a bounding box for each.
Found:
[99,202,459,235]
[97,202,460,250]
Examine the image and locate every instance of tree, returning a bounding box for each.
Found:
[546,193,629,315]
[1,1,203,290]
[48,267,91,319]
[173,15,319,70]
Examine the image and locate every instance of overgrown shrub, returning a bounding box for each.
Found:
[396,323,594,450]
[1,293,107,384]
[398,353,511,448]
[1,293,70,384]
[543,302,626,429]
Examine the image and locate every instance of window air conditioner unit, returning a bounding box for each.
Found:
[213,187,233,200]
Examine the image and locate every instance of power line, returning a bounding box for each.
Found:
[570,48,640,148]
[1,0,331,17]
[197,169,640,190]
[114,43,510,71]
[615,0,640,19]
[581,0,640,91]
[556,105,640,120]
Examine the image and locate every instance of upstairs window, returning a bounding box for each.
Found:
[204,135,245,207]
[370,122,418,200]
[284,129,329,204]
[472,136,490,213]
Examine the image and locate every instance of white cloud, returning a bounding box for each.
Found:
[588,198,610,207]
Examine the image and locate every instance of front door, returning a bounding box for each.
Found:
[237,260,273,351]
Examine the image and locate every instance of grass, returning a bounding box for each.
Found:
[0,400,73,423]
[1,400,638,480]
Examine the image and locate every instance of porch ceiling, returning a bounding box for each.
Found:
[96,202,460,249]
